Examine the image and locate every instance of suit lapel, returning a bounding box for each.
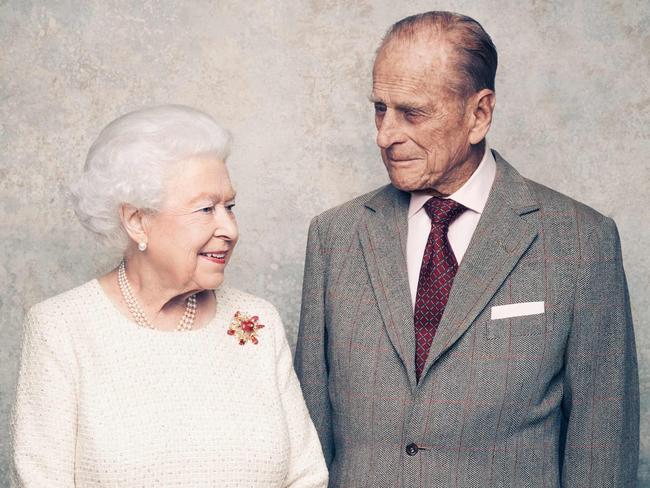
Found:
[420,152,540,381]
[358,185,418,390]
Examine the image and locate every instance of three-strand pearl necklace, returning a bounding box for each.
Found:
[117,260,197,331]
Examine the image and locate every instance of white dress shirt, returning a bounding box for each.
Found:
[407,145,497,307]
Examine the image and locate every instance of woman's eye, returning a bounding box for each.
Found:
[199,206,215,213]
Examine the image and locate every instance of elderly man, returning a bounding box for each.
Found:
[295,11,639,488]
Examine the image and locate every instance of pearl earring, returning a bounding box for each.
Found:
[138,241,147,252]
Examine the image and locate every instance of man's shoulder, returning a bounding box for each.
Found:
[524,177,614,230]
[494,151,615,231]
[312,184,395,225]
[516,173,620,258]
[305,184,400,246]
[320,184,391,215]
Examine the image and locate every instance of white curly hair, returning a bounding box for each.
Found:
[70,105,232,250]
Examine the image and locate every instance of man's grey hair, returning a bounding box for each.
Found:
[70,104,232,250]
[380,11,498,97]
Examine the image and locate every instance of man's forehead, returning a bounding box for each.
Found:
[373,36,453,83]
[371,75,429,102]
[372,48,452,101]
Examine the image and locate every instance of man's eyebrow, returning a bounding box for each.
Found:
[368,93,429,110]
[397,103,428,113]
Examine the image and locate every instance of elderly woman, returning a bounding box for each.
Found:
[11,105,328,487]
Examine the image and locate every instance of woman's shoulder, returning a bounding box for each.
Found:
[215,286,280,316]
[21,280,103,357]
[215,286,282,326]
[27,279,103,325]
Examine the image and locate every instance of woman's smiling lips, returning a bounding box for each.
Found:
[199,250,229,264]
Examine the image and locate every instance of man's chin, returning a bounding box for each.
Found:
[386,167,451,195]
[387,172,424,193]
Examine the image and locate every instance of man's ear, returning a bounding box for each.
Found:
[119,204,149,247]
[468,89,496,145]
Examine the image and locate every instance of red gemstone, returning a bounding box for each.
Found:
[251,336,258,345]
[227,329,235,335]
[239,339,246,345]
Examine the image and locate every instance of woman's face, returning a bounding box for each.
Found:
[143,157,238,292]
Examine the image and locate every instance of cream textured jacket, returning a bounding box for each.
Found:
[12,280,328,487]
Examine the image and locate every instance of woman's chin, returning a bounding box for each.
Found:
[197,274,225,291]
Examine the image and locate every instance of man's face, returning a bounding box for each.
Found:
[371,36,476,195]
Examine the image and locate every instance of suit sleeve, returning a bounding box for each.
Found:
[294,215,335,468]
[561,218,639,487]
[11,307,78,487]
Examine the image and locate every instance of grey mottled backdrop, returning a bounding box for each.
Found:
[1,0,648,484]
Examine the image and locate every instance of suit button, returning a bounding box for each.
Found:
[405,443,419,456]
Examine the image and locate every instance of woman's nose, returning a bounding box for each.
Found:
[213,207,238,241]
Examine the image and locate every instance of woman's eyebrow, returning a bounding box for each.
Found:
[188,190,237,205]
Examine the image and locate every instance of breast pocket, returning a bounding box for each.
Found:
[486,302,553,339]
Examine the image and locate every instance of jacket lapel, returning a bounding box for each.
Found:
[358,185,418,390]
[420,152,540,381]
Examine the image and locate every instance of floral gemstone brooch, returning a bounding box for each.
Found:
[227,311,265,345]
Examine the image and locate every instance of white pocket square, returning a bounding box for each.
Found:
[491,301,545,320]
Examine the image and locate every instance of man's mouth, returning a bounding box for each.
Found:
[385,150,418,163]
[388,156,418,165]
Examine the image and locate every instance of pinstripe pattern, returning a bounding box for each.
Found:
[294,151,639,488]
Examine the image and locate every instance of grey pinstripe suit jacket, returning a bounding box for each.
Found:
[295,152,639,487]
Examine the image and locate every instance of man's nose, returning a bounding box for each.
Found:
[376,110,405,149]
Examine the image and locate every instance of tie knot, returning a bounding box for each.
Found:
[423,197,466,227]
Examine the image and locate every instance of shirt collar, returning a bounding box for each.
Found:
[408,142,497,219]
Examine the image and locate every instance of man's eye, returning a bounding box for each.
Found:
[374,103,386,113]
[199,206,215,213]
[405,110,423,121]
[225,203,236,212]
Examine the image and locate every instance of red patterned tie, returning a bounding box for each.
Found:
[414,197,466,382]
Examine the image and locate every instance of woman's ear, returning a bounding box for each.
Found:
[119,204,149,248]
[468,89,496,145]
